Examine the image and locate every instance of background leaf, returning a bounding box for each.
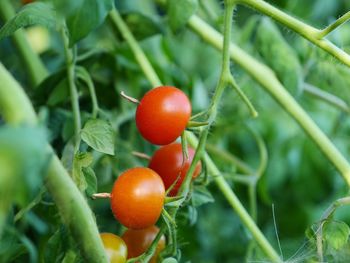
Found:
[167,0,198,32]
[66,0,114,45]
[0,3,56,40]
[255,17,303,95]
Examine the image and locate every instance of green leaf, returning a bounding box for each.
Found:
[83,167,97,197]
[81,119,115,155]
[120,12,162,41]
[191,186,214,207]
[72,152,93,191]
[255,17,303,95]
[323,220,350,251]
[167,0,198,32]
[66,0,114,45]
[44,227,67,263]
[47,78,69,106]
[52,0,84,17]
[0,2,56,40]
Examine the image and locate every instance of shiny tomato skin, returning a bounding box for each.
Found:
[149,143,202,196]
[111,167,165,229]
[122,226,166,263]
[136,86,191,145]
[100,233,127,263]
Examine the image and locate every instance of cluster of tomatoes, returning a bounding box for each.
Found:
[99,86,202,262]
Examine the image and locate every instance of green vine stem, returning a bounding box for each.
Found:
[76,66,100,119]
[237,0,350,68]
[0,63,108,263]
[60,25,81,152]
[0,0,48,86]
[303,83,350,114]
[187,14,350,187]
[110,3,282,262]
[108,9,162,87]
[206,144,255,175]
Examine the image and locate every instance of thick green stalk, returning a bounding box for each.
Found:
[108,9,162,87]
[238,0,350,67]
[0,0,48,86]
[0,63,108,263]
[187,15,350,187]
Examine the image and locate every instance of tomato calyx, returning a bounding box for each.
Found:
[186,120,209,128]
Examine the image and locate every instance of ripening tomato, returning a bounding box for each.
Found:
[111,167,165,229]
[100,233,127,263]
[149,143,202,196]
[122,226,166,263]
[136,86,191,145]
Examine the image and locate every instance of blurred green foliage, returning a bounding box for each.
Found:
[1,0,350,262]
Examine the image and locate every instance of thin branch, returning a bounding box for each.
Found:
[108,9,162,87]
[318,11,350,38]
[303,83,350,114]
[60,26,81,152]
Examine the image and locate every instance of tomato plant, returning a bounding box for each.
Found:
[122,226,166,263]
[110,167,165,229]
[135,86,191,145]
[149,143,202,196]
[1,0,350,262]
[100,233,127,263]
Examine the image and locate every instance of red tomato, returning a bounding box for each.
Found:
[111,167,165,229]
[122,226,166,263]
[136,86,191,145]
[149,143,202,196]
[100,233,127,263]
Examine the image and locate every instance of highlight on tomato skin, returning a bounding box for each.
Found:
[100,233,128,263]
[121,225,166,263]
[149,143,202,196]
[110,167,165,229]
[135,86,191,145]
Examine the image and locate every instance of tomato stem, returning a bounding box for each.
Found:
[60,24,81,153]
[76,66,100,119]
[92,193,111,199]
[131,151,151,160]
[120,91,140,104]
